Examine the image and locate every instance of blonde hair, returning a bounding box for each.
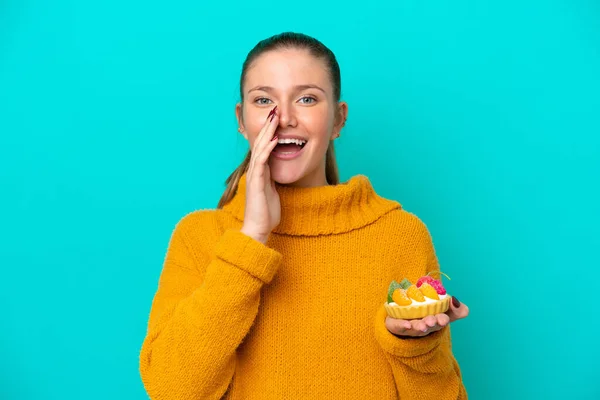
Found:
[217,142,339,209]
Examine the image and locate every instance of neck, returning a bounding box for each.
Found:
[222,173,401,237]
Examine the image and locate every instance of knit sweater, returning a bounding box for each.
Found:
[139,173,467,399]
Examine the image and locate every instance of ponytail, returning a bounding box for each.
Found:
[217,151,251,209]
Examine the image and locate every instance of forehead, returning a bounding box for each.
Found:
[244,48,331,92]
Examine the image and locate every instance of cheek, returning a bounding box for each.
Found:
[248,115,266,131]
[303,109,333,136]
[243,113,267,146]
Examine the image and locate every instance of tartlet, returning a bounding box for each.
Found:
[384,274,451,319]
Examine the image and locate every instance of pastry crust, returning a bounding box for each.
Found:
[384,296,451,319]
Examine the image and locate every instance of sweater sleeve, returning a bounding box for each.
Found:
[139,225,283,400]
[373,216,467,399]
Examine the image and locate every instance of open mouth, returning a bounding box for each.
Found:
[272,138,307,156]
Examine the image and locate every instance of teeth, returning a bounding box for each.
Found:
[277,138,306,146]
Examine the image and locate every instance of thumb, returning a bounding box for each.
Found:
[446,296,469,322]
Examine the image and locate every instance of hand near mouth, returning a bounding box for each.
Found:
[240,106,282,245]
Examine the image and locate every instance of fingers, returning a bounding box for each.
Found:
[248,106,279,179]
[255,128,279,166]
[252,106,279,157]
[385,311,451,338]
[446,296,469,323]
[385,316,412,336]
[436,313,450,327]
[410,316,437,334]
[386,315,446,338]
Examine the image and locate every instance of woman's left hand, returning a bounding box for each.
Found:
[385,296,469,338]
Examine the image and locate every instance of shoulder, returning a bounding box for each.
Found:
[364,182,433,244]
[379,208,433,241]
[170,207,239,247]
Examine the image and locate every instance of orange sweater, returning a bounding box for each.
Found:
[139,174,467,399]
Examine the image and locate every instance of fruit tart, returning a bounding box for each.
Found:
[384,272,451,319]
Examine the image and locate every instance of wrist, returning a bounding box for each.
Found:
[240,227,269,245]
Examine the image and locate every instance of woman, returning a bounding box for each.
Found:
[140,32,469,399]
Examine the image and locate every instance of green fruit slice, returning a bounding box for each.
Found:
[399,278,412,290]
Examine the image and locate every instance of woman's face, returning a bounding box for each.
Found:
[236,48,347,187]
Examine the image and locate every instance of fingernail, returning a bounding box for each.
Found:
[267,106,278,121]
[452,296,461,308]
[271,135,278,142]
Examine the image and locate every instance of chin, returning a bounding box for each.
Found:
[270,166,304,186]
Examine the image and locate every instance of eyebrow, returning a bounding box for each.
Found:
[247,84,326,95]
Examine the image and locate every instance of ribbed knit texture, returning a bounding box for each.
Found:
[139,174,467,399]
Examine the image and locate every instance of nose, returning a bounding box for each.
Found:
[276,103,297,128]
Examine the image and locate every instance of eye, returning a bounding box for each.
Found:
[298,96,316,104]
[254,97,273,105]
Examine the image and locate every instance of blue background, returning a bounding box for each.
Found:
[1,1,599,399]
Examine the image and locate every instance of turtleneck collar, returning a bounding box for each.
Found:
[221,173,401,236]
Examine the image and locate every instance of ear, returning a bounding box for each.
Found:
[331,101,348,139]
[235,103,248,139]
